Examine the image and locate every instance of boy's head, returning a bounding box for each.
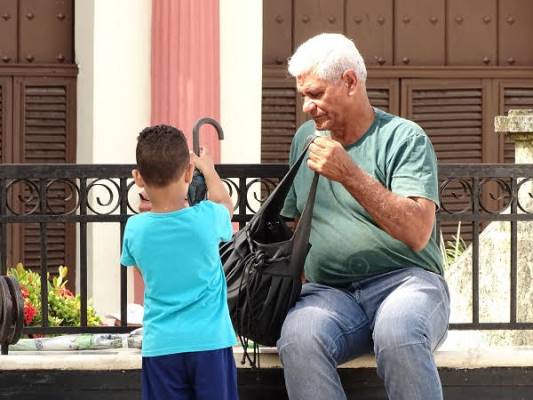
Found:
[135,124,190,187]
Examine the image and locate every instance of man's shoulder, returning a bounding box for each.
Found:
[375,108,426,140]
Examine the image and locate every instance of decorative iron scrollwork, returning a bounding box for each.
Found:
[439,178,472,214]
[86,178,121,215]
[517,177,533,214]
[45,178,80,215]
[5,179,40,216]
[479,178,512,214]
[245,178,279,214]
[221,178,240,212]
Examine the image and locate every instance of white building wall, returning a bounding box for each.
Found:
[75,0,152,317]
[220,0,263,164]
[74,0,263,318]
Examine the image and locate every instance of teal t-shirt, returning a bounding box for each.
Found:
[120,200,236,357]
[281,108,443,286]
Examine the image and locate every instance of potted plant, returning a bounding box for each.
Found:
[7,263,101,329]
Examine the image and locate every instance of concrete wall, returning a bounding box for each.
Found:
[74,0,263,318]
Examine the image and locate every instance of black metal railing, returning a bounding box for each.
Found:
[0,163,532,353]
[438,164,533,331]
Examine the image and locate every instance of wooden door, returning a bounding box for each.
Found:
[499,80,533,163]
[9,76,76,274]
[261,66,300,164]
[0,77,13,163]
[367,78,399,115]
[401,79,491,163]
[447,0,497,66]
[346,0,393,66]
[293,0,343,48]
[498,0,533,66]
[394,0,445,65]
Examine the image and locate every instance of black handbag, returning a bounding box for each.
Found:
[221,136,319,365]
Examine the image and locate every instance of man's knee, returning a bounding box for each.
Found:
[277,308,336,362]
[373,313,429,355]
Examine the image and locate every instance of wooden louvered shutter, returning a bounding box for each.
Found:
[14,77,76,163]
[261,66,299,164]
[500,82,533,163]
[401,79,494,242]
[0,77,13,164]
[367,79,399,115]
[12,77,76,273]
[401,79,491,164]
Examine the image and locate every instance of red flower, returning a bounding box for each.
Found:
[20,286,29,299]
[57,287,74,298]
[24,301,37,325]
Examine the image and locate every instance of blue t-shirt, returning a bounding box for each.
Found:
[120,200,236,357]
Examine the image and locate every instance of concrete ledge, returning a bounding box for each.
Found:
[1,347,532,371]
[236,347,533,369]
[0,349,142,371]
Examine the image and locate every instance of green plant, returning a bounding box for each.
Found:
[440,221,467,268]
[7,263,101,328]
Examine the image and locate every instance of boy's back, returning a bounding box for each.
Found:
[121,124,238,400]
[121,200,235,357]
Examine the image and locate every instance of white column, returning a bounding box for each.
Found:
[219,0,263,164]
[75,0,152,318]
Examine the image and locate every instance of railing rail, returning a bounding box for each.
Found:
[0,163,532,352]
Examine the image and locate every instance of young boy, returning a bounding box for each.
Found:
[120,124,238,400]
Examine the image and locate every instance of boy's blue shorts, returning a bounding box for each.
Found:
[142,347,238,400]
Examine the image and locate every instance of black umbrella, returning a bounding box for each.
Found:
[187,117,224,205]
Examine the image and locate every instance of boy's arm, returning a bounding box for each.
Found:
[191,148,233,218]
[203,167,234,218]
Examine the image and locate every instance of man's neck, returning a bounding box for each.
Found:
[145,181,188,213]
[332,101,375,146]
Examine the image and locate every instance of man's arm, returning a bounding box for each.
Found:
[307,137,435,252]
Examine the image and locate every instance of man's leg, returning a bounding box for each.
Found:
[367,268,450,400]
[277,282,372,400]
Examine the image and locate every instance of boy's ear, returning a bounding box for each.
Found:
[183,162,194,184]
[132,169,145,188]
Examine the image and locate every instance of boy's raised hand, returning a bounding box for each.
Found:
[190,146,215,174]
[190,146,233,218]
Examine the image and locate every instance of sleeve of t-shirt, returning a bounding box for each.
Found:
[389,132,440,208]
[120,220,136,267]
[212,202,233,242]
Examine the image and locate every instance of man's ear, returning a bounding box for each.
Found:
[341,69,358,95]
[132,169,145,188]
[184,162,194,184]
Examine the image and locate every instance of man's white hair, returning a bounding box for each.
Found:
[288,33,367,82]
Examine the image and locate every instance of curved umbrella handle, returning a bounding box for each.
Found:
[192,117,224,156]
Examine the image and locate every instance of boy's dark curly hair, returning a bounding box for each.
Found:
[136,124,190,187]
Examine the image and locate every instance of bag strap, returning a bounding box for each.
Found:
[255,134,317,220]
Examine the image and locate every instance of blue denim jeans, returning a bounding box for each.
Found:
[277,267,450,400]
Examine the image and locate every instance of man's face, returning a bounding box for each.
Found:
[296,73,347,131]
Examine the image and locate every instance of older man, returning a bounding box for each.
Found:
[277,33,450,400]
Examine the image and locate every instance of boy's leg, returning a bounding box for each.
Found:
[189,347,239,400]
[277,282,373,400]
[142,354,193,400]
